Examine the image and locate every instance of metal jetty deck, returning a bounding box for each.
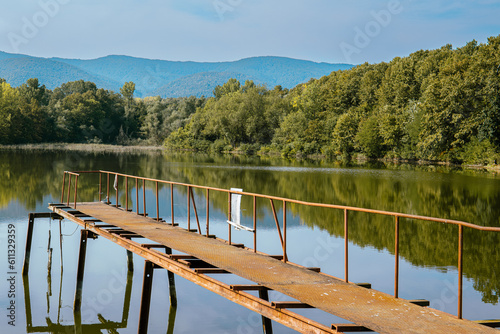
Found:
[24,171,500,333]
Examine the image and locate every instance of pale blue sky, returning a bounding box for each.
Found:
[1,0,499,64]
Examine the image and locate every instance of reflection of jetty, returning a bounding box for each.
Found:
[22,213,134,333]
[25,171,500,333]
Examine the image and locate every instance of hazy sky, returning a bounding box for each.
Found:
[1,0,499,64]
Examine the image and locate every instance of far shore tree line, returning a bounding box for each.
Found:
[1,35,499,165]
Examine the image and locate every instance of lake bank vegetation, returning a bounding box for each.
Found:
[1,35,499,166]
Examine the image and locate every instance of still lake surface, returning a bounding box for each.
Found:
[0,149,499,333]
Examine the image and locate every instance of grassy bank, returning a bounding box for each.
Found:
[0,143,163,153]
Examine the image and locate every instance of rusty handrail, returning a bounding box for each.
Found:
[61,171,80,209]
[63,170,500,320]
[71,170,500,232]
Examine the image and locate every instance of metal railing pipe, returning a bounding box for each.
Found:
[228,192,232,245]
[142,179,146,217]
[99,172,102,202]
[270,199,285,258]
[187,186,191,231]
[253,196,257,253]
[344,209,349,283]
[206,189,210,237]
[458,225,463,319]
[171,184,174,226]
[156,181,159,221]
[115,175,119,208]
[106,173,110,204]
[66,174,72,206]
[125,176,129,211]
[283,200,287,263]
[136,178,139,214]
[61,172,66,203]
[74,175,78,209]
[395,216,400,298]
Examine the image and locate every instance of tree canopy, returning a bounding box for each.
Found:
[2,35,500,165]
[165,35,500,165]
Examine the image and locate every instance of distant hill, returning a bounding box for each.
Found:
[0,51,353,97]
[0,56,122,92]
[152,71,262,97]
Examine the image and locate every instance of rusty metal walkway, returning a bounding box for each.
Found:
[40,201,498,334]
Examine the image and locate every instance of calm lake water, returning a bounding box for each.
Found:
[0,149,499,333]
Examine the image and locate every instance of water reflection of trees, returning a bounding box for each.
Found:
[2,150,499,304]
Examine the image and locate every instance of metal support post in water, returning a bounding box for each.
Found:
[23,213,36,275]
[74,230,96,313]
[258,288,273,334]
[137,248,177,334]
[165,247,177,307]
[127,250,134,272]
[167,306,177,334]
[138,261,154,334]
[23,212,57,275]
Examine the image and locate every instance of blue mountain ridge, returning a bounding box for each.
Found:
[0,51,353,97]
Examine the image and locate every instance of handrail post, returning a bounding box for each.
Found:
[270,199,285,254]
[67,174,72,206]
[190,188,202,234]
[143,179,146,217]
[206,189,210,237]
[228,192,232,245]
[74,175,78,209]
[115,174,119,208]
[156,181,159,221]
[136,178,139,214]
[98,172,102,202]
[171,184,174,226]
[125,176,129,211]
[344,209,349,283]
[61,172,66,203]
[187,186,191,231]
[253,196,257,253]
[283,200,287,263]
[394,216,400,298]
[106,173,110,204]
[458,225,463,319]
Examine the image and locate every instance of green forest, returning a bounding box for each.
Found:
[1,35,500,165]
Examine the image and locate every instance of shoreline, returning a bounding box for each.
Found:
[0,143,164,153]
[1,143,499,173]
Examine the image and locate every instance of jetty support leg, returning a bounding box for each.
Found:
[165,247,177,307]
[259,288,273,334]
[138,261,155,334]
[127,250,134,272]
[74,230,97,313]
[23,213,36,275]
[23,212,60,275]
